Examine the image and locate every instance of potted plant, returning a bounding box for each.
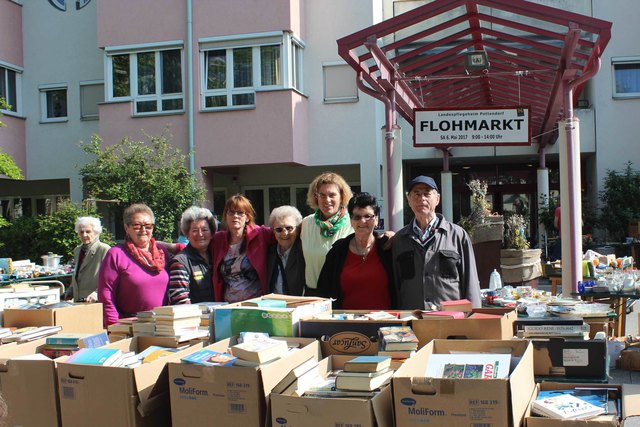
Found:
[500,213,543,284]
[458,179,503,244]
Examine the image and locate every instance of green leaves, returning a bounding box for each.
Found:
[599,162,640,241]
[78,132,205,241]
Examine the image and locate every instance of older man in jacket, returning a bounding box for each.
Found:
[392,175,481,309]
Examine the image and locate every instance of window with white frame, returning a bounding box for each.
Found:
[200,31,304,111]
[106,43,184,115]
[612,57,640,98]
[0,64,21,114]
[80,81,104,120]
[323,62,358,103]
[39,84,68,122]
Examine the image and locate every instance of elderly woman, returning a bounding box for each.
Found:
[68,216,110,303]
[317,193,394,309]
[98,203,174,325]
[168,206,217,305]
[300,172,354,292]
[266,205,305,295]
[211,194,275,302]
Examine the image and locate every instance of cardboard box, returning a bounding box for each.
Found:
[298,310,413,356]
[0,338,61,427]
[213,294,331,340]
[411,308,517,348]
[271,355,393,427]
[525,382,640,426]
[168,336,319,427]
[531,337,608,380]
[392,339,535,427]
[3,303,104,333]
[57,336,203,427]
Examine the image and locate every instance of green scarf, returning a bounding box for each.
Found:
[314,207,349,238]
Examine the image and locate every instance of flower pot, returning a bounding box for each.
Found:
[499,248,542,284]
[471,215,504,244]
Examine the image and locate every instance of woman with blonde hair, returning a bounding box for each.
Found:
[211,194,274,302]
[300,172,354,292]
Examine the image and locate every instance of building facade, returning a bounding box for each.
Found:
[1,0,639,234]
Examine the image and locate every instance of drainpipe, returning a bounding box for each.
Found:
[562,57,601,297]
[187,0,195,177]
[356,73,401,231]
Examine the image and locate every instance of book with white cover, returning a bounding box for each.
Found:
[523,324,590,337]
[424,353,511,379]
[532,393,606,419]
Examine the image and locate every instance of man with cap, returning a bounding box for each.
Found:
[391,175,481,309]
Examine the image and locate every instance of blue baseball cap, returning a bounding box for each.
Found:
[407,175,438,192]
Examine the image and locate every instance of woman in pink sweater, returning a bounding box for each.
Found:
[98,204,174,325]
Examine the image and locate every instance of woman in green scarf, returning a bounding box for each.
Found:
[300,172,354,293]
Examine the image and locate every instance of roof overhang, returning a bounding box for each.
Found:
[337,0,611,148]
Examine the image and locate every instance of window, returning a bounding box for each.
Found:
[80,81,104,120]
[200,31,304,111]
[106,44,184,115]
[0,63,21,114]
[323,63,358,103]
[612,57,640,98]
[39,85,68,122]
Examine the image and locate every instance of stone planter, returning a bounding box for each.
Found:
[499,248,543,284]
[471,215,504,244]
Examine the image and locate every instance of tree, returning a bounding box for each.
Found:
[598,162,640,241]
[79,132,205,240]
[0,97,24,179]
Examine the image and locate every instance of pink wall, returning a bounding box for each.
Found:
[193,0,301,37]
[97,0,186,48]
[0,115,26,174]
[194,90,308,168]
[98,103,189,154]
[0,0,23,66]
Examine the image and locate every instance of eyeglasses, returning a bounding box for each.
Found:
[130,223,154,231]
[351,214,376,222]
[274,226,296,233]
[227,210,246,217]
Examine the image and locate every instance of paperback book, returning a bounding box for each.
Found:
[335,368,393,391]
[424,353,511,379]
[231,337,289,363]
[343,355,391,373]
[378,326,419,351]
[66,348,124,366]
[532,393,606,420]
[181,348,237,366]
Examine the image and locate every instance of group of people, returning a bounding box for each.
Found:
[68,172,481,326]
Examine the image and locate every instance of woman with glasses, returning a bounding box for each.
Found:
[168,206,217,305]
[316,193,395,309]
[300,172,354,293]
[266,205,305,296]
[98,203,176,325]
[211,194,275,303]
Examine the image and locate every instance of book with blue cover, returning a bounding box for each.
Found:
[535,389,609,413]
[181,348,237,366]
[66,348,123,366]
[45,331,109,348]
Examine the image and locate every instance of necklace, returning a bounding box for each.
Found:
[352,238,374,262]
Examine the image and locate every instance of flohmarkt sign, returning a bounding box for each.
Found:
[414,107,531,147]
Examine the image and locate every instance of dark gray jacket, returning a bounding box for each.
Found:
[391,213,481,309]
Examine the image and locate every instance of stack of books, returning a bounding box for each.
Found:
[229,335,290,367]
[531,389,609,420]
[333,355,393,392]
[1,325,62,343]
[153,304,208,341]
[65,347,140,368]
[521,324,590,340]
[377,326,419,369]
[132,310,155,336]
[39,331,109,358]
[107,318,135,340]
